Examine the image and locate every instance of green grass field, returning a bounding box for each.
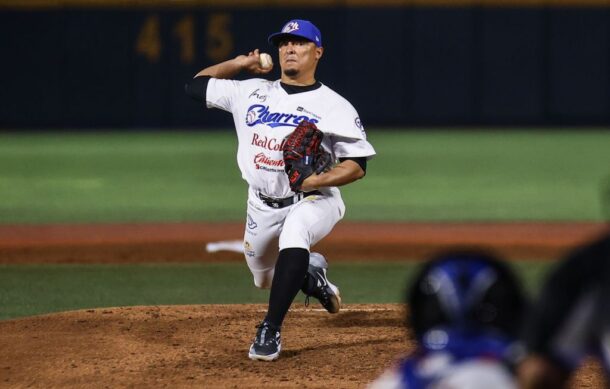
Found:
[0,261,552,320]
[1,130,609,223]
[0,130,607,320]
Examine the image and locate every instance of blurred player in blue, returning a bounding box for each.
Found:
[369,250,528,389]
[518,231,610,388]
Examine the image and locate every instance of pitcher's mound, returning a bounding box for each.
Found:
[0,304,602,388]
[0,304,409,388]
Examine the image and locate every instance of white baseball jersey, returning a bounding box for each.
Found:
[205,77,375,288]
[206,78,376,198]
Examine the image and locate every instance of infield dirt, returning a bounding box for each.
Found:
[0,221,608,263]
[0,304,603,388]
[0,221,608,388]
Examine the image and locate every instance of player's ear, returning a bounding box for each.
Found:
[315,47,323,60]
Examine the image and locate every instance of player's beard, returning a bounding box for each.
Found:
[283,68,299,77]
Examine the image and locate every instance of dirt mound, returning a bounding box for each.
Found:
[0,304,602,388]
[0,304,407,388]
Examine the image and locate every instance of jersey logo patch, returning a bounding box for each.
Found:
[355,117,367,139]
[246,104,319,128]
[297,106,322,121]
[244,241,256,257]
[247,214,258,229]
[249,89,267,102]
[254,153,284,172]
[251,133,286,151]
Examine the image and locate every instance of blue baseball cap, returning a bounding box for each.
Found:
[268,19,322,48]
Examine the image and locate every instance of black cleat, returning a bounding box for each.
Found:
[248,320,281,361]
[303,265,342,314]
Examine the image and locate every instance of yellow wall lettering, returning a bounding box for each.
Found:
[135,15,161,63]
[173,15,195,64]
[206,13,233,63]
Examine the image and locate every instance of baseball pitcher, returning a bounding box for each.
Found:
[185,19,376,361]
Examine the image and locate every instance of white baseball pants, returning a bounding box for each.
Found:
[243,186,345,288]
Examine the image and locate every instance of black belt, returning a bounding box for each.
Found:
[258,190,322,209]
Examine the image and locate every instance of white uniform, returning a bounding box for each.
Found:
[206,78,376,288]
[368,359,517,389]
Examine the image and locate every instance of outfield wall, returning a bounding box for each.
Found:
[2,2,610,128]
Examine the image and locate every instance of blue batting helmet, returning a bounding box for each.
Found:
[408,250,527,339]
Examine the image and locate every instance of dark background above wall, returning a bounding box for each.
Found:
[1,5,609,128]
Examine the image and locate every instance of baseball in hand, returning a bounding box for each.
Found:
[259,53,273,69]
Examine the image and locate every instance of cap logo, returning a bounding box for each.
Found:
[282,21,299,33]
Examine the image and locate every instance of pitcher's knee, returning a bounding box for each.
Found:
[253,273,273,289]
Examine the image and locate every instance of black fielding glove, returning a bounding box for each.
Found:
[283,120,331,192]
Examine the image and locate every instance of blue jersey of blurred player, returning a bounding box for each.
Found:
[369,250,528,389]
